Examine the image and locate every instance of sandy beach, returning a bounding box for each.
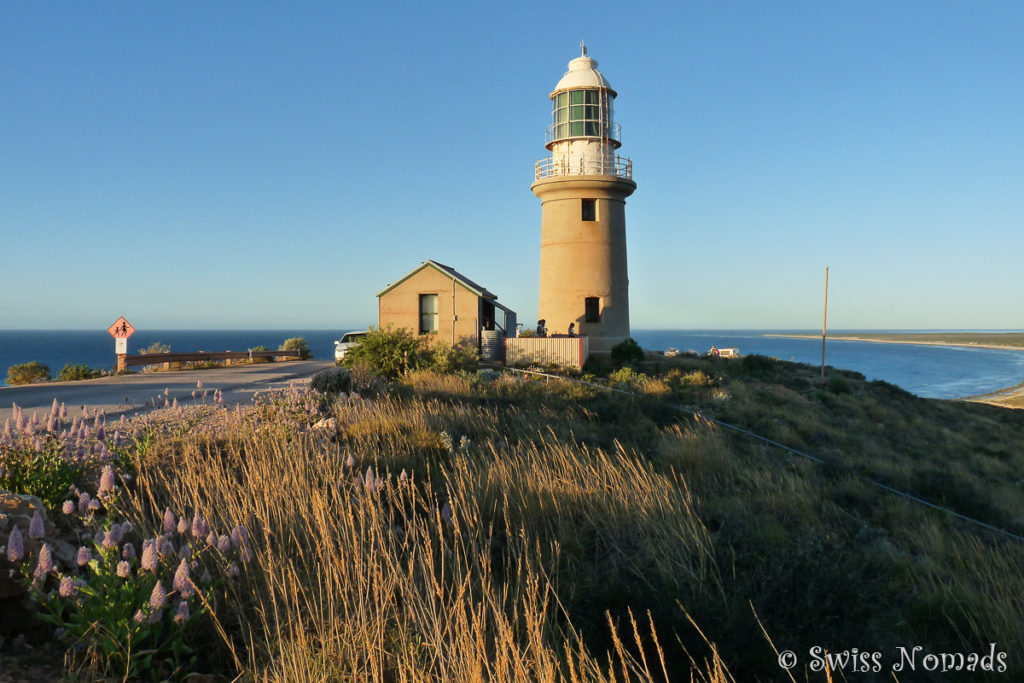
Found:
[962,381,1024,409]
[766,333,1024,352]
[766,333,1024,408]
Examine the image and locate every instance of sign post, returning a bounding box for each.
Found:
[108,317,136,372]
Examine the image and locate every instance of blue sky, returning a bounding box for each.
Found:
[2,1,1022,331]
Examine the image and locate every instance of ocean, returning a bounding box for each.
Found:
[1,329,1023,400]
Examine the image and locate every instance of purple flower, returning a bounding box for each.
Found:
[122,542,137,560]
[400,469,408,483]
[173,559,195,598]
[227,562,240,578]
[133,609,145,624]
[174,599,190,625]
[178,544,192,560]
[49,398,59,419]
[116,561,131,578]
[141,540,159,572]
[216,535,231,553]
[76,546,92,567]
[229,525,248,550]
[191,513,208,539]
[34,544,54,580]
[61,500,74,515]
[440,502,452,523]
[6,526,24,562]
[200,570,212,584]
[59,576,76,598]
[205,531,217,547]
[150,580,168,610]
[87,500,101,512]
[147,609,163,624]
[29,510,46,539]
[160,508,175,533]
[98,465,116,496]
[121,521,134,534]
[345,454,356,468]
[177,518,189,535]
[159,539,176,556]
[100,530,117,551]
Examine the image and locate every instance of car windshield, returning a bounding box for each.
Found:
[341,333,365,343]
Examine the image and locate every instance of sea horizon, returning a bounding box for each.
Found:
[2,328,1023,399]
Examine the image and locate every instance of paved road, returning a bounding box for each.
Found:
[0,360,334,423]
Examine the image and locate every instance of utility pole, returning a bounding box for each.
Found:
[821,267,829,379]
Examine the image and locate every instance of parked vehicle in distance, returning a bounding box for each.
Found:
[334,331,368,362]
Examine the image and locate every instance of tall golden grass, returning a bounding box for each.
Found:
[119,382,733,681]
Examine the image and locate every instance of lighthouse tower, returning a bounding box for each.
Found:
[532,44,636,354]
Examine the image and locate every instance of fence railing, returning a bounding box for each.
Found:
[504,336,589,369]
[534,155,632,180]
[118,350,302,371]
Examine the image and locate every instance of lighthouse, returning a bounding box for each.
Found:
[532,44,636,354]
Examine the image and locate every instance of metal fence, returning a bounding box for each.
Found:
[534,154,632,180]
[504,336,589,369]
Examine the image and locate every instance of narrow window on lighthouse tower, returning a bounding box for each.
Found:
[585,297,601,323]
[581,199,596,222]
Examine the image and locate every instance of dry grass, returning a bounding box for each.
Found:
[118,385,731,681]
[91,359,1024,681]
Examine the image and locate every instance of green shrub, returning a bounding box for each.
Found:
[311,367,352,395]
[740,354,778,377]
[427,342,479,373]
[828,376,852,394]
[139,342,171,355]
[609,366,646,390]
[0,441,89,508]
[6,361,51,385]
[279,337,312,360]
[341,326,427,380]
[610,338,644,366]
[57,363,105,382]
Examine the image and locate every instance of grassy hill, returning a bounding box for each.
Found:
[4,353,1023,680]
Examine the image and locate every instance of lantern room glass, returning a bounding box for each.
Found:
[551,89,613,142]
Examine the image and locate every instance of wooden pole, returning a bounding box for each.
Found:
[821,267,829,379]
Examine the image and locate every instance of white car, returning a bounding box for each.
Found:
[334,331,368,362]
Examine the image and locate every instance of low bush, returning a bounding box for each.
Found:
[0,440,90,508]
[139,342,171,355]
[427,342,479,373]
[610,338,644,366]
[341,326,427,380]
[6,361,51,385]
[279,337,312,360]
[57,363,105,382]
[311,367,352,395]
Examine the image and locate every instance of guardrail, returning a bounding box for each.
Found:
[118,350,302,371]
[534,155,632,180]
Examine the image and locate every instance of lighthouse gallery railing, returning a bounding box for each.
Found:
[534,155,633,181]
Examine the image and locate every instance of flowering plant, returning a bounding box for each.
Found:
[25,467,251,680]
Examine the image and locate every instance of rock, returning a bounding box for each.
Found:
[0,494,47,528]
[312,418,337,431]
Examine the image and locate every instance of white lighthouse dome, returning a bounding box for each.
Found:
[552,52,616,96]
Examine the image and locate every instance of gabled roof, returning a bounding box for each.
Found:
[376,260,497,299]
